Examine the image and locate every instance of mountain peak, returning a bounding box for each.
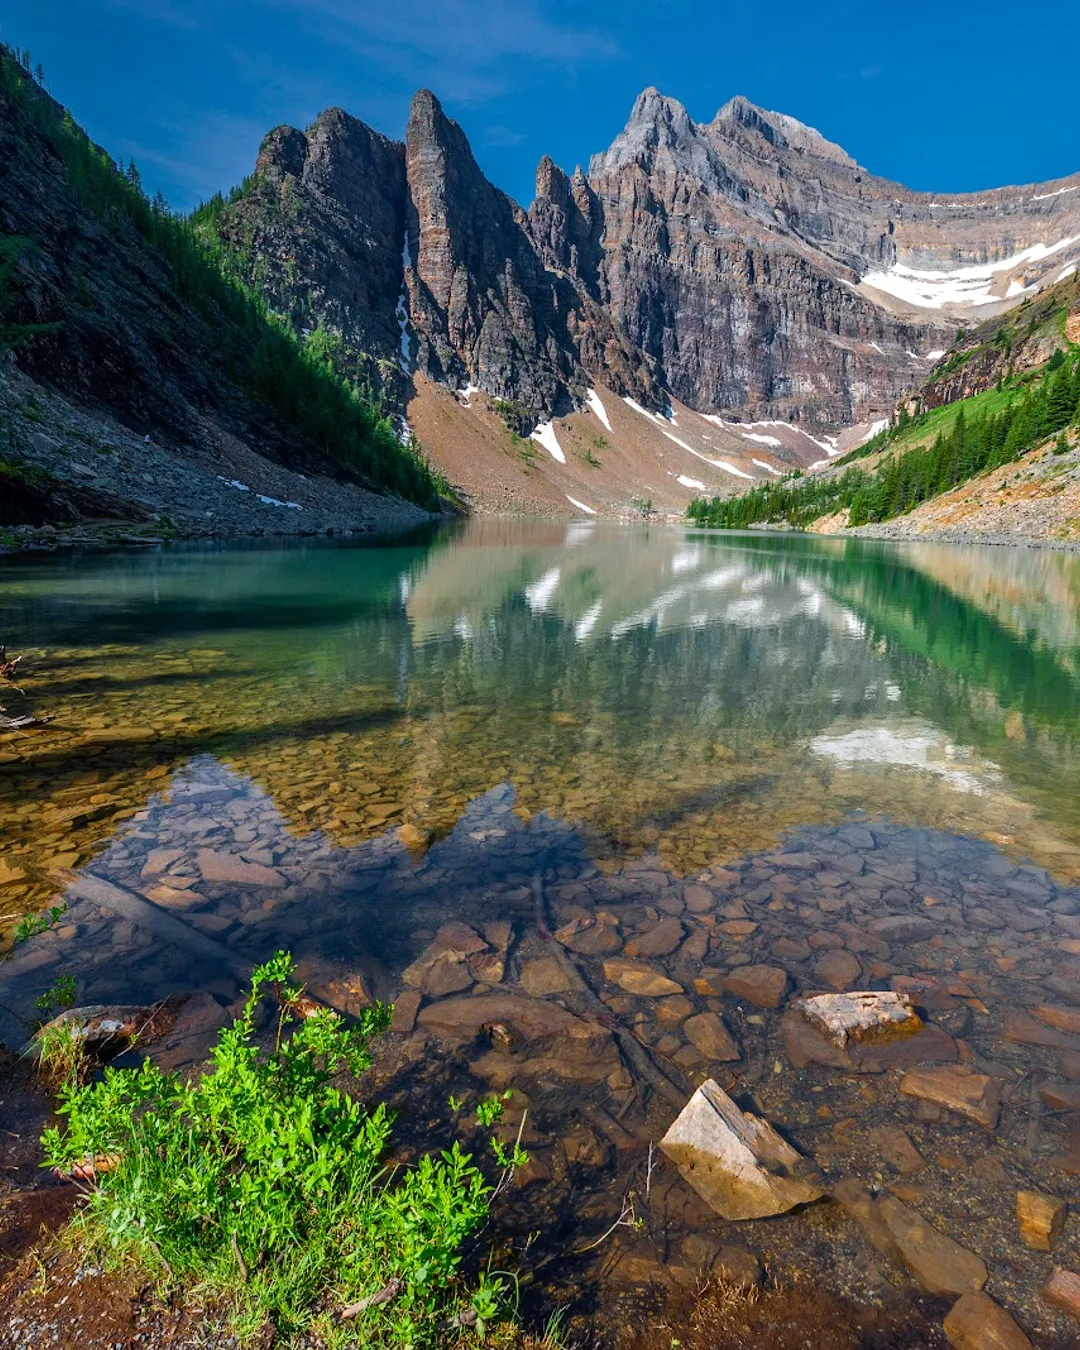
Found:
[712,95,857,168]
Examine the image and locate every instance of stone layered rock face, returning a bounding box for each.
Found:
[215,87,1080,431]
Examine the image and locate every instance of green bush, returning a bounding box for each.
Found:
[41,952,502,1346]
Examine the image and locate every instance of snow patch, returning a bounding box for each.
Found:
[740,432,782,447]
[925,349,946,361]
[458,383,482,405]
[1032,186,1079,202]
[752,459,782,476]
[623,396,667,423]
[531,421,566,464]
[676,474,707,490]
[861,235,1080,309]
[860,418,889,444]
[217,477,250,492]
[1058,264,1078,282]
[524,567,561,614]
[257,494,302,510]
[565,495,597,516]
[585,388,612,431]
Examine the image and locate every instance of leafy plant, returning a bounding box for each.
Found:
[476,1091,511,1128]
[41,952,504,1345]
[34,972,77,1018]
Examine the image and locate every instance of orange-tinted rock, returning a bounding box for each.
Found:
[812,949,862,991]
[683,1012,740,1062]
[722,965,790,1009]
[900,1065,1001,1129]
[1016,1190,1066,1251]
[944,1291,1033,1350]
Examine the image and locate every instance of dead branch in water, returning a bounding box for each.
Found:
[0,643,51,728]
[0,646,23,682]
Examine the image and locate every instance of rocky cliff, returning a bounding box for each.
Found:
[210,86,1080,447]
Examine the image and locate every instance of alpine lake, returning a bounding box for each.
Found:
[4,519,1080,1347]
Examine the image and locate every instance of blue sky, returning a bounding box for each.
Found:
[4,0,1078,212]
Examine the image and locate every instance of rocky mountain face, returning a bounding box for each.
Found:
[212,87,1080,440]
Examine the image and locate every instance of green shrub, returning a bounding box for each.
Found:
[41,952,503,1346]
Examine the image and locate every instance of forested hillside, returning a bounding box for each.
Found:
[689,275,1080,536]
[0,45,442,522]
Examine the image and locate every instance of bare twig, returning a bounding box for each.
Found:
[230,1232,248,1282]
[340,1278,403,1320]
[646,1140,655,1197]
[573,1191,638,1254]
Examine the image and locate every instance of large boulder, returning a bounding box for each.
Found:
[660,1078,822,1220]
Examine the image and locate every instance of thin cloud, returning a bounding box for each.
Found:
[267,0,618,102]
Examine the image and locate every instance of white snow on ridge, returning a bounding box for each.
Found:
[623,396,668,423]
[524,567,561,614]
[662,429,754,479]
[741,432,782,447]
[585,388,612,431]
[676,474,707,490]
[1032,186,1079,202]
[861,235,1080,309]
[925,349,946,361]
[1059,264,1078,282]
[458,383,482,405]
[752,459,782,476]
[531,421,566,464]
[565,495,597,516]
[861,418,889,443]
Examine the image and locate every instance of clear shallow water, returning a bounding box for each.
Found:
[4,521,1080,1338]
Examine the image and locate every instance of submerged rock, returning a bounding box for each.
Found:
[660,1078,822,1220]
[603,958,682,997]
[899,1064,1002,1129]
[833,1180,987,1297]
[943,1291,1033,1349]
[682,1012,741,1063]
[722,965,790,1009]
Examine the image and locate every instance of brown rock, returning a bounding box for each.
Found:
[944,1291,1033,1350]
[772,936,811,961]
[1033,1005,1080,1035]
[683,884,714,914]
[603,958,682,997]
[655,995,693,1028]
[1040,1081,1080,1111]
[1016,1190,1066,1251]
[519,956,572,997]
[900,1064,1001,1129]
[868,915,937,942]
[683,1012,741,1062]
[714,1243,763,1289]
[693,968,726,997]
[1043,1267,1080,1321]
[812,949,862,991]
[869,1125,926,1174]
[626,916,685,957]
[722,965,790,1009]
[555,917,622,955]
[391,990,422,1033]
[833,1181,987,1297]
[1004,1011,1080,1050]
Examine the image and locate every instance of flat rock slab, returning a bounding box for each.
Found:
[626,916,684,957]
[812,950,862,990]
[868,915,937,942]
[554,917,623,955]
[603,958,682,997]
[944,1291,1033,1350]
[196,849,284,888]
[660,1077,822,1220]
[833,1180,987,1297]
[518,955,573,997]
[722,965,790,1009]
[900,1064,1002,1129]
[683,1012,740,1062]
[783,1008,952,1074]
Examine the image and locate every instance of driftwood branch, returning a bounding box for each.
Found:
[340,1277,403,1320]
[532,871,689,1114]
[230,1232,249,1282]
